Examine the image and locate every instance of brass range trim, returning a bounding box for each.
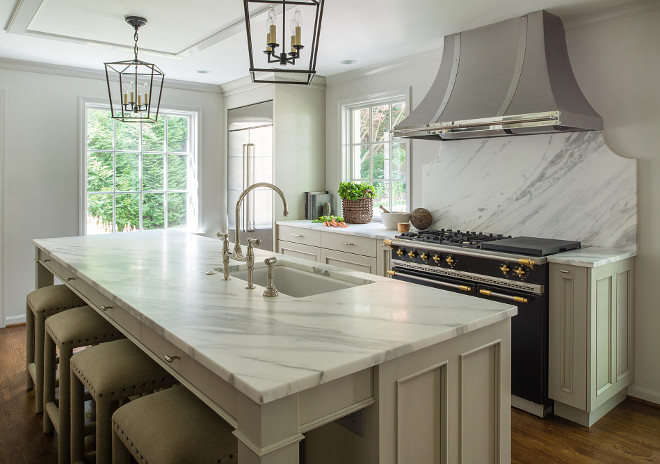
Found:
[385,239,546,265]
[394,261,544,295]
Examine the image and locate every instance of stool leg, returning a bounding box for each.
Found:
[96,399,118,464]
[34,312,46,413]
[57,345,73,464]
[43,332,56,434]
[71,371,85,464]
[26,304,35,389]
[111,426,131,464]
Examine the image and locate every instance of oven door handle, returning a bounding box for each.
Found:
[388,270,473,293]
[479,289,528,304]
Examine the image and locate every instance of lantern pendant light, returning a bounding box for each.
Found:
[104,16,164,123]
[243,0,325,85]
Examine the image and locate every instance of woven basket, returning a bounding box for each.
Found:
[342,190,373,224]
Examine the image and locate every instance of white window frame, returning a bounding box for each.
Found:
[340,88,411,219]
[79,99,201,235]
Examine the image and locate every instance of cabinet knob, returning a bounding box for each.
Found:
[339,241,355,246]
[560,269,570,274]
[291,233,304,238]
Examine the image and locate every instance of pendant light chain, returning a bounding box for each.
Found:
[133,27,139,61]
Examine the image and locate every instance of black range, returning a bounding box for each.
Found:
[385,229,581,417]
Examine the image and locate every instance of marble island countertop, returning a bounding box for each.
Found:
[34,230,516,405]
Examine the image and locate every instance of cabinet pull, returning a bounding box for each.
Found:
[43,259,51,262]
[101,305,112,311]
[164,354,180,363]
[66,277,75,282]
[291,233,304,238]
[339,241,355,246]
[560,269,570,274]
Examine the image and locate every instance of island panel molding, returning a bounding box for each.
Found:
[422,131,637,251]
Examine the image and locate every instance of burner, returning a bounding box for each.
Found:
[395,228,510,248]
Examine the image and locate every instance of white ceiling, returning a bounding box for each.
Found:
[0,0,643,86]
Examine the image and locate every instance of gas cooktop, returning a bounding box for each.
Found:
[395,230,581,257]
[395,229,511,249]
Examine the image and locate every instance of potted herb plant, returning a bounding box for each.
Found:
[338,181,375,224]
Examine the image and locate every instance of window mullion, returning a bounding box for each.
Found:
[138,122,143,231]
[112,119,117,232]
[163,115,168,229]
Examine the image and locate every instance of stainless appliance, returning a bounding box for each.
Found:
[385,230,581,417]
[392,10,602,140]
[227,101,274,251]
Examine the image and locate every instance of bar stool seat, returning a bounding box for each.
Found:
[26,284,85,413]
[43,305,124,464]
[70,339,177,464]
[112,384,237,464]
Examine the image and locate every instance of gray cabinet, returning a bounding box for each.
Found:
[276,225,391,277]
[548,258,634,426]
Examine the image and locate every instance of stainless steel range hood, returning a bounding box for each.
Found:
[393,10,602,140]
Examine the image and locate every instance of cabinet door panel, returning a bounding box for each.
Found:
[277,240,320,262]
[549,264,588,410]
[320,248,376,275]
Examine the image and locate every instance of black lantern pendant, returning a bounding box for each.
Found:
[105,16,164,123]
[243,0,325,85]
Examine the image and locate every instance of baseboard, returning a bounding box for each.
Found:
[628,384,660,405]
[5,314,26,326]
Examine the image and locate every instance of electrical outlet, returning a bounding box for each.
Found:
[334,410,365,437]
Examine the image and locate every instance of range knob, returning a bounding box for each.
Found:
[396,248,404,257]
[500,264,510,275]
[408,250,417,259]
[420,252,428,262]
[432,254,441,264]
[514,267,526,278]
[445,255,455,266]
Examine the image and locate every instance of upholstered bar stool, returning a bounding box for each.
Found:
[26,284,85,413]
[112,384,238,464]
[70,338,177,464]
[43,305,125,464]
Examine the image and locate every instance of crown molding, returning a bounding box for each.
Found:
[563,0,660,29]
[0,57,222,94]
[220,74,326,97]
[325,47,443,86]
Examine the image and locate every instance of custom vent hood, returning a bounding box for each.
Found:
[393,10,602,140]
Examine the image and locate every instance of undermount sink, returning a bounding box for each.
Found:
[231,265,372,298]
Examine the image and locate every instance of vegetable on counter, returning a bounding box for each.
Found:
[312,215,347,228]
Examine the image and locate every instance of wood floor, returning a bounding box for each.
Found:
[2,324,660,464]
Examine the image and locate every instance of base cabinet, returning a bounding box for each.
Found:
[277,225,391,277]
[548,258,634,426]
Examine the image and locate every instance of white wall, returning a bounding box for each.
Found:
[0,62,225,326]
[324,5,660,403]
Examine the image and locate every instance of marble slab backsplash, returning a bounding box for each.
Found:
[422,131,637,250]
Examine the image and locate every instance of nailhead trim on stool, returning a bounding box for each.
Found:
[25,284,85,413]
[43,305,124,464]
[70,339,177,464]
[112,385,238,464]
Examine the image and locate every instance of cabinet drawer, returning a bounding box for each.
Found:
[38,254,139,336]
[278,226,321,247]
[321,232,377,257]
[320,248,377,274]
[277,240,320,262]
[139,324,239,422]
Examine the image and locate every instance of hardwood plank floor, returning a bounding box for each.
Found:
[1,324,659,463]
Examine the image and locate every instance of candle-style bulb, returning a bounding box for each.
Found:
[293,8,302,47]
[122,83,128,105]
[266,6,277,44]
[129,81,135,104]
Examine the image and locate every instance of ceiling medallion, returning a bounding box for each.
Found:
[243,0,325,85]
[104,16,165,123]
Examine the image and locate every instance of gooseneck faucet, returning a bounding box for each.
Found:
[233,182,289,261]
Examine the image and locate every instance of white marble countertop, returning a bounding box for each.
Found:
[547,247,636,267]
[34,230,516,405]
[277,219,400,240]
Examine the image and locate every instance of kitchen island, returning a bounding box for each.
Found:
[34,230,516,464]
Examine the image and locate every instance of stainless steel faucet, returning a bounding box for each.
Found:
[233,182,289,261]
[217,183,288,287]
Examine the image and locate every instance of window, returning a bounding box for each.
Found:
[343,92,409,216]
[83,104,198,234]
